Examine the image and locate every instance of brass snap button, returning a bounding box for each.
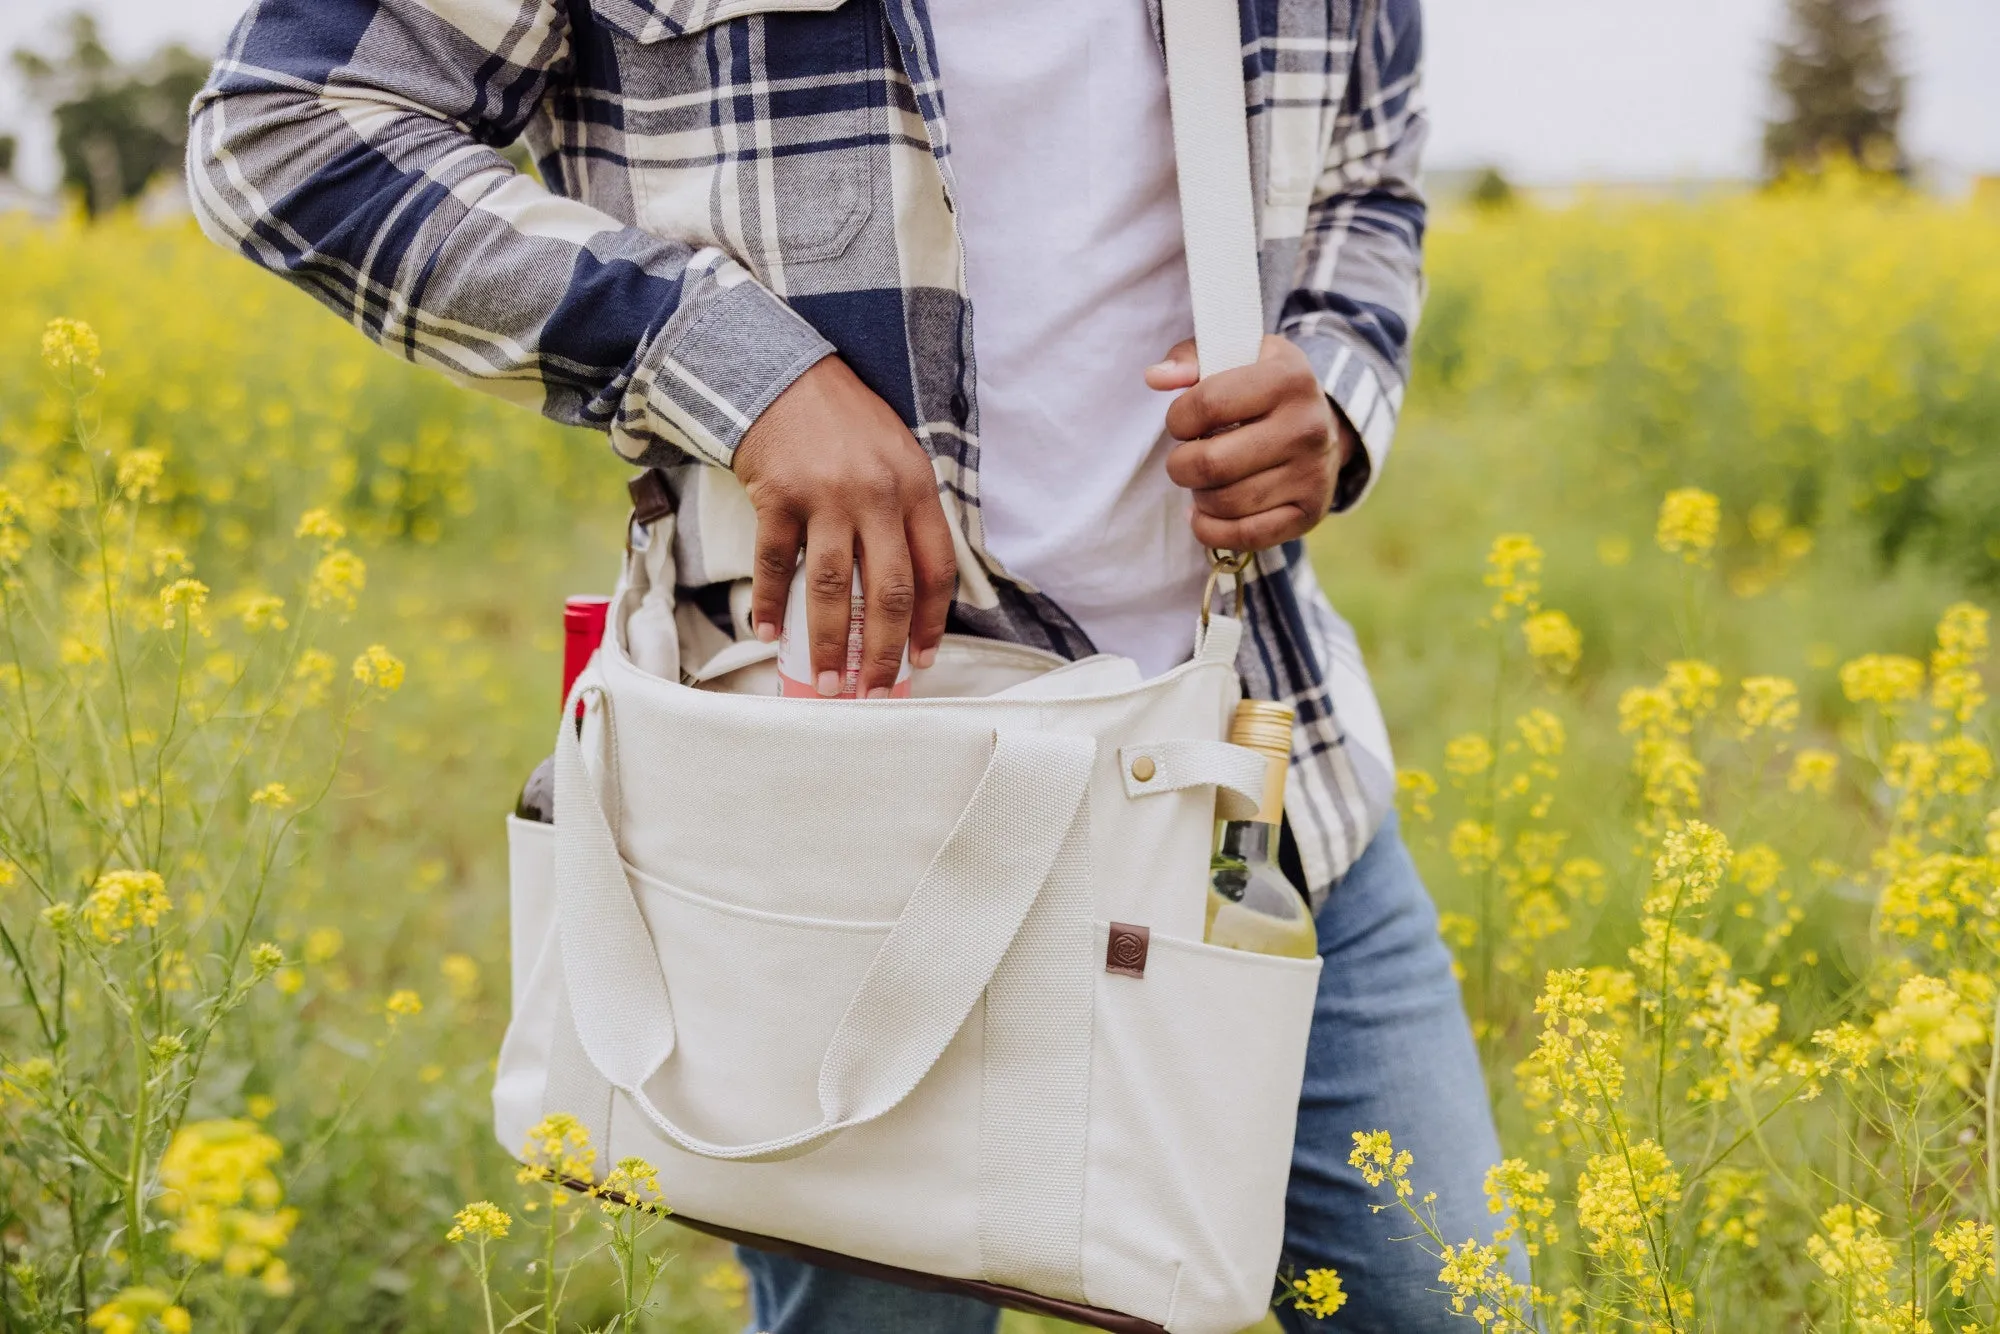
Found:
[1129,756,1157,783]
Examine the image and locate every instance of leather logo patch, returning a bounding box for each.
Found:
[1106,923,1150,978]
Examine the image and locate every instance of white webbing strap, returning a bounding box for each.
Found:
[977,791,1095,1300]
[1119,737,1269,821]
[549,686,1097,1164]
[1162,0,1264,377]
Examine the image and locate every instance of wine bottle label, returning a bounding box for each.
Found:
[776,565,913,699]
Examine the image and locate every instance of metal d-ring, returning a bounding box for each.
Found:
[1200,548,1254,627]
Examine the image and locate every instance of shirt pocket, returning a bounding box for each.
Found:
[585,0,879,265]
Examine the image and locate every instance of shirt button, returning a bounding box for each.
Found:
[950,389,969,420]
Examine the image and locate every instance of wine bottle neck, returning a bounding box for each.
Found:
[1218,818,1276,863]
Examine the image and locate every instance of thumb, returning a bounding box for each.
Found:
[1144,338,1200,391]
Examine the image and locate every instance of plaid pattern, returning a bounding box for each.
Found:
[189,0,1427,896]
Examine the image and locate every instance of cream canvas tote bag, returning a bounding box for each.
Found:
[492,0,1323,1329]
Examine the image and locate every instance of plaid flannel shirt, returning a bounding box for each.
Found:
[189,0,1427,898]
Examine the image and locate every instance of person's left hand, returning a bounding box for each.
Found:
[1146,335,1355,551]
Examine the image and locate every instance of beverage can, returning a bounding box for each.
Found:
[776,565,913,699]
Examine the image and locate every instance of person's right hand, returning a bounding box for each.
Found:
[734,355,957,697]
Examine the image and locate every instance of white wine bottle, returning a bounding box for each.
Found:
[1205,700,1317,959]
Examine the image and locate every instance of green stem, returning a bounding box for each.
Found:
[124,1003,151,1284]
[541,1198,559,1334]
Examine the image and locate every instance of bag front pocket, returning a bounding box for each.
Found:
[1081,925,1321,1334]
[627,862,896,1145]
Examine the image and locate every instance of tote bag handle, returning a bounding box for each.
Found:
[552,686,1096,1163]
[1162,0,1265,379]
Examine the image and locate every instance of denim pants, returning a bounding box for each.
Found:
[739,812,1507,1333]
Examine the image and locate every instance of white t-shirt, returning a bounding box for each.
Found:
[929,0,1210,678]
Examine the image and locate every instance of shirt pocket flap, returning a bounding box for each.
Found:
[589,0,848,43]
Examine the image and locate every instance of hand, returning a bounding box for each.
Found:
[734,355,956,696]
[1146,335,1355,551]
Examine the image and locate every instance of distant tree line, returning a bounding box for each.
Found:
[0,0,1918,217]
[9,13,208,214]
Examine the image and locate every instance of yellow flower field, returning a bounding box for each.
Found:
[1,180,1997,1330]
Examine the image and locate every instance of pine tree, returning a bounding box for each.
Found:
[1763,0,1906,178]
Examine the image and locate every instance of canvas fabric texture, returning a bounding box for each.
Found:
[188,0,1428,895]
[494,581,1322,1333]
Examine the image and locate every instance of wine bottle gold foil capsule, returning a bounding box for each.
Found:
[1227,700,1295,824]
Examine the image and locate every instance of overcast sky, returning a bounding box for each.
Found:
[2,0,1996,192]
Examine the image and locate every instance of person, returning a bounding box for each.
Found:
[189,0,1512,1327]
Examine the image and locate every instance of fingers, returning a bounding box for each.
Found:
[903,473,957,670]
[855,511,916,698]
[1190,504,1313,552]
[1163,336,1319,442]
[1165,413,1308,492]
[802,519,859,696]
[751,507,804,644]
[1143,338,1200,392]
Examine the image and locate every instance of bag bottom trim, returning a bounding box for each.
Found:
[554,1175,1168,1333]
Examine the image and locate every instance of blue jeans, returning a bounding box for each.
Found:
[740,813,1507,1332]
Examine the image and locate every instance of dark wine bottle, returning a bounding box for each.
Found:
[514,595,611,824]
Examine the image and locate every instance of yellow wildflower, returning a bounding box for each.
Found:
[447,1201,513,1242]
[1450,819,1502,874]
[1872,974,1982,1066]
[303,927,344,963]
[1618,685,1678,738]
[520,1112,597,1187]
[1576,1140,1681,1275]
[250,782,293,809]
[1731,843,1783,896]
[1516,707,1565,758]
[1663,659,1722,718]
[159,578,209,631]
[1936,736,1993,795]
[115,449,165,500]
[158,1119,297,1291]
[1522,609,1582,674]
[1444,733,1496,781]
[1347,1130,1415,1199]
[250,943,284,978]
[599,1155,667,1217]
[385,989,424,1023]
[1932,602,1990,724]
[1486,1158,1559,1256]
[83,870,171,943]
[1932,1219,1996,1297]
[246,1094,278,1120]
[239,593,288,632]
[1807,1204,1895,1315]
[308,548,367,611]
[1286,1267,1348,1319]
[87,1288,190,1334]
[1839,653,1925,712]
[1787,748,1839,795]
[1396,768,1438,823]
[702,1260,750,1309]
[441,953,480,1000]
[294,649,337,706]
[1736,675,1799,734]
[41,317,101,378]
[273,967,305,996]
[1483,534,1543,621]
[1655,487,1720,564]
[351,644,405,692]
[294,507,347,544]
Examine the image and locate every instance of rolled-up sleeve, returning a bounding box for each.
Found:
[1279,0,1427,510]
[187,0,832,468]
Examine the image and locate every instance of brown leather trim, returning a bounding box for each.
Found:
[556,1176,1166,1333]
[627,467,676,526]
[1106,922,1150,978]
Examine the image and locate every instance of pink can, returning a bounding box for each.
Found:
[776,565,913,699]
